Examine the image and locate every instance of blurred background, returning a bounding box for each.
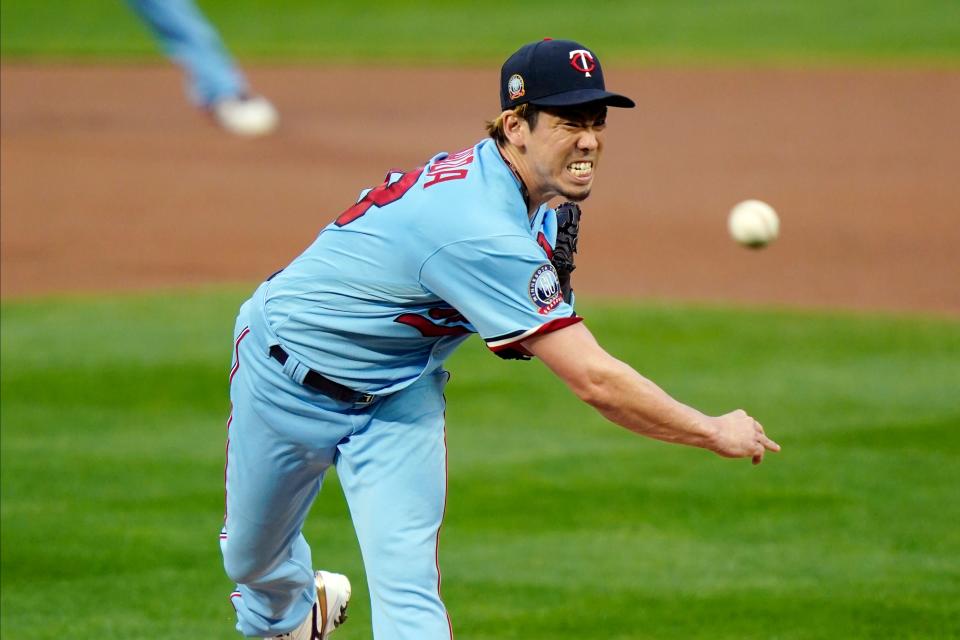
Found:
[2,2,958,638]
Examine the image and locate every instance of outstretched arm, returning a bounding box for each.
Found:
[522,322,781,464]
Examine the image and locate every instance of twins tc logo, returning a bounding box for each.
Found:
[569,49,596,77]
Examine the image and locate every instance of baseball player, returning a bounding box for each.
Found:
[126,0,277,136]
[221,38,781,639]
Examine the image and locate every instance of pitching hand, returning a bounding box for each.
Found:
[708,409,781,465]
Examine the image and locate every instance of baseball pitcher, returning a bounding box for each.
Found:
[221,38,780,640]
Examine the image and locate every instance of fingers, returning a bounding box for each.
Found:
[752,418,781,455]
[761,434,781,452]
[750,435,781,464]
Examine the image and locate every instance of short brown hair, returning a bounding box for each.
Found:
[485,103,542,146]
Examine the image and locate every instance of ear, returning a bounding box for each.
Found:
[502,110,530,148]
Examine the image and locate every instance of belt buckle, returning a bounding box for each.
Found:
[356,393,377,405]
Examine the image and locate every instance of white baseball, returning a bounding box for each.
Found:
[728,199,780,248]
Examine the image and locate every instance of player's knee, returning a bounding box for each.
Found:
[222,547,272,585]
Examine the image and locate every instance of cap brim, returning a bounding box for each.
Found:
[530,89,635,109]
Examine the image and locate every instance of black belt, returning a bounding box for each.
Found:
[269,345,377,405]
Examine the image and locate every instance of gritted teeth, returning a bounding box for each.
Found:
[568,161,593,177]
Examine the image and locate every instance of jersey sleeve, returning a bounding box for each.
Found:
[419,235,583,359]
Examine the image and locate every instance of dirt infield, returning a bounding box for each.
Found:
[2,64,958,315]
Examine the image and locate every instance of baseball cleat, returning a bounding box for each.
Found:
[210,94,279,137]
[270,571,351,639]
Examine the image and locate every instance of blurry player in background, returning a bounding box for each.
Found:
[127,0,278,137]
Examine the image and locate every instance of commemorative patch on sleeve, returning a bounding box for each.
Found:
[528,264,562,315]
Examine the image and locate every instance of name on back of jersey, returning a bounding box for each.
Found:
[424,148,476,189]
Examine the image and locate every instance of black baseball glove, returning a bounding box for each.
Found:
[552,202,581,303]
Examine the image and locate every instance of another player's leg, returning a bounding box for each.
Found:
[221,315,352,637]
[337,370,454,640]
[125,0,277,135]
[126,0,244,104]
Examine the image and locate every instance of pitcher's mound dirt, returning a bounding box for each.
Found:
[2,64,958,315]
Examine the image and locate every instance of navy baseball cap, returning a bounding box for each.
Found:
[500,38,635,110]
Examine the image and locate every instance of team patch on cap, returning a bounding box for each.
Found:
[507,74,525,101]
[528,264,562,315]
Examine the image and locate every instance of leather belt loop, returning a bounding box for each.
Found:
[280,351,309,385]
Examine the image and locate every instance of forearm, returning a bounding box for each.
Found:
[581,358,717,449]
[524,322,778,462]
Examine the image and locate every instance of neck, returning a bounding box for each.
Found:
[496,142,546,217]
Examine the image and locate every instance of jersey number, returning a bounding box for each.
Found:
[334,167,424,227]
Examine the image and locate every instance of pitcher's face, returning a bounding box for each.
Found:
[523,106,607,202]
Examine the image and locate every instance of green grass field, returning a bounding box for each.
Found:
[2,289,958,639]
[2,0,959,64]
[3,2,960,637]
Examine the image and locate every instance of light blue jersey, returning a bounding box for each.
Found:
[257,138,582,394]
